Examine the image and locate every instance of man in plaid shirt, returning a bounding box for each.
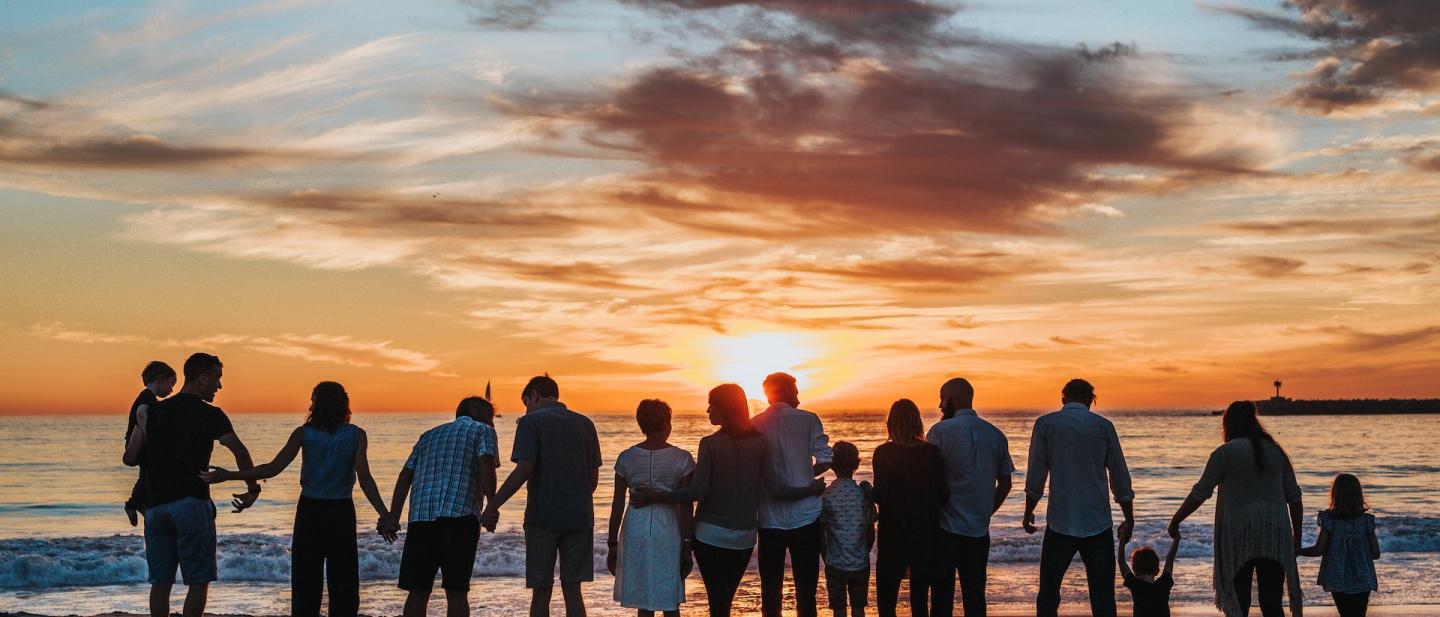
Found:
[386,398,498,617]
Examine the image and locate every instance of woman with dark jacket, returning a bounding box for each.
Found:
[873,399,950,617]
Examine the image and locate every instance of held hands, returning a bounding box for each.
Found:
[377,515,400,543]
[479,506,500,532]
[1022,510,1038,534]
[1117,519,1135,544]
[199,465,234,484]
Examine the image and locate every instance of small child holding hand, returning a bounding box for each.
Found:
[1119,525,1179,617]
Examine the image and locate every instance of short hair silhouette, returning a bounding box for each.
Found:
[307,381,351,432]
[456,396,494,422]
[832,441,860,475]
[522,375,559,400]
[182,353,222,382]
[1131,546,1160,576]
[141,361,175,385]
[887,399,925,444]
[636,399,672,435]
[763,372,799,405]
[1062,378,1095,405]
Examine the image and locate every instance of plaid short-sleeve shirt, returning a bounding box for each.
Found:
[404,416,497,523]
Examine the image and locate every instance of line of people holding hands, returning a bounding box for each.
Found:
[123,353,1382,617]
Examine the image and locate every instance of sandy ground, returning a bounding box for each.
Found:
[6,608,1440,617]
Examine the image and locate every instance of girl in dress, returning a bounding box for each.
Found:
[607,399,696,617]
[1299,474,1381,617]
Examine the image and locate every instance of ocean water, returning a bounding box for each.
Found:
[0,409,1437,616]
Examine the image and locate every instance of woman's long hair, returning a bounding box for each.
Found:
[709,383,758,437]
[887,398,925,446]
[1328,473,1368,519]
[1222,400,1281,471]
[306,381,351,432]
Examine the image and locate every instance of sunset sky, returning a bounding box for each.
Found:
[2,0,1437,415]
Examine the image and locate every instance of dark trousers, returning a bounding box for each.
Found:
[694,539,753,617]
[1333,592,1370,617]
[292,497,359,617]
[825,565,869,617]
[877,572,943,617]
[1037,527,1116,617]
[933,532,989,617]
[760,521,823,617]
[1234,559,1285,617]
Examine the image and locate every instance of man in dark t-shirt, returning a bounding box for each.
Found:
[481,375,601,617]
[123,353,261,617]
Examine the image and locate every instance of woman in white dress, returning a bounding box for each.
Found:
[607,399,695,617]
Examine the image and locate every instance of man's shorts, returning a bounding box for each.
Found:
[398,515,480,593]
[144,497,218,585]
[524,526,594,588]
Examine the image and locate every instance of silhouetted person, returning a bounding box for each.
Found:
[200,382,393,617]
[1119,528,1180,617]
[123,360,176,526]
[1169,401,1304,617]
[1024,378,1134,617]
[753,372,834,617]
[928,378,1014,617]
[1299,474,1380,617]
[820,441,873,617]
[482,375,602,617]
[385,396,499,617]
[122,353,261,617]
[872,399,948,617]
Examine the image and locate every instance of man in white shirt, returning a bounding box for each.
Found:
[927,378,1014,617]
[1023,378,1134,617]
[751,372,833,617]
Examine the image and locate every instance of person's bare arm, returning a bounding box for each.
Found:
[993,474,1012,514]
[1299,528,1330,557]
[1117,532,1134,580]
[481,460,533,529]
[678,498,695,577]
[1164,536,1180,577]
[1368,525,1381,560]
[122,406,148,467]
[384,467,413,542]
[217,432,262,513]
[352,429,390,521]
[591,465,600,493]
[481,455,497,504]
[204,427,302,483]
[1168,495,1203,538]
[1289,497,1305,550]
[607,473,628,575]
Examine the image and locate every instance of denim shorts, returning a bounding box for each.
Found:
[144,497,218,585]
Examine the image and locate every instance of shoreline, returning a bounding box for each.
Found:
[7,609,1440,617]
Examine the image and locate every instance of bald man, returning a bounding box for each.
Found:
[926,378,1014,617]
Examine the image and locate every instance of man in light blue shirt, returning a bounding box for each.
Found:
[1024,378,1134,617]
[927,378,1014,617]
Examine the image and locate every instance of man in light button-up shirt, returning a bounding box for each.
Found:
[927,378,1014,617]
[752,372,833,617]
[1023,378,1134,617]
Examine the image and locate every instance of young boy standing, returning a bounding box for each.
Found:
[820,442,873,617]
[124,361,177,526]
[1118,527,1180,617]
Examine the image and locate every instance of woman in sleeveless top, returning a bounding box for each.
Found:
[201,382,391,617]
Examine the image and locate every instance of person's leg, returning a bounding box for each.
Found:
[532,585,556,617]
[1078,529,1117,617]
[694,540,745,617]
[403,591,431,617]
[1334,592,1371,617]
[1036,528,1078,617]
[557,529,595,617]
[792,521,824,617]
[1254,559,1285,617]
[849,568,869,617]
[291,499,324,617]
[826,565,848,617]
[908,571,932,617]
[932,532,958,617]
[758,528,788,617]
[876,575,902,617]
[143,501,178,617]
[1233,561,1256,616]
[561,581,587,617]
[525,526,562,617]
[181,582,208,617]
[444,588,470,617]
[957,534,990,617]
[326,500,360,617]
